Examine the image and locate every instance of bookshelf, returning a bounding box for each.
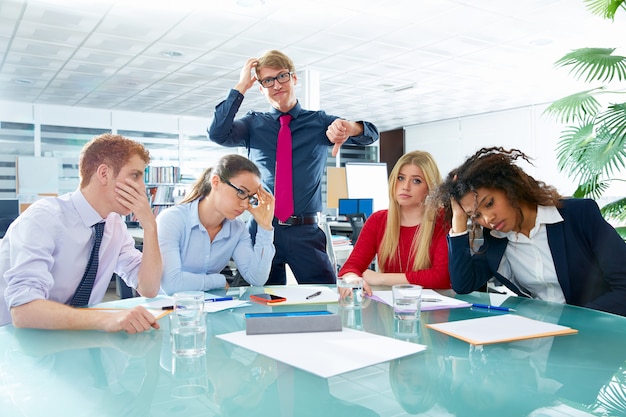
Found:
[145,165,185,217]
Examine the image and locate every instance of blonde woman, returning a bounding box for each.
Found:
[338,151,450,294]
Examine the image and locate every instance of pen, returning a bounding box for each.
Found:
[246,311,331,318]
[471,303,516,312]
[306,291,322,300]
[422,298,441,302]
[205,297,234,302]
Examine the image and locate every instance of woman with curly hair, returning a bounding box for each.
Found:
[432,146,626,316]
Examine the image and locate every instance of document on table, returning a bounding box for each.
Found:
[218,327,426,378]
[263,286,338,305]
[368,289,471,311]
[426,314,578,345]
[87,307,171,320]
[143,295,249,313]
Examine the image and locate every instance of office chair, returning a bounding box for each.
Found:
[319,220,338,274]
[347,213,367,245]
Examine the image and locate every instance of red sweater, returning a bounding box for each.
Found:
[338,210,451,289]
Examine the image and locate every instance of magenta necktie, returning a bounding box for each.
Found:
[275,114,293,222]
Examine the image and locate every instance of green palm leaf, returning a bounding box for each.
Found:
[597,102,626,147]
[555,48,626,83]
[601,197,626,222]
[543,88,602,124]
[555,122,596,176]
[572,177,610,200]
[583,0,626,19]
[556,120,626,188]
[548,2,626,229]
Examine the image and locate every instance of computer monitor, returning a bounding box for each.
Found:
[338,199,358,218]
[337,198,373,219]
[0,199,19,238]
[357,198,373,218]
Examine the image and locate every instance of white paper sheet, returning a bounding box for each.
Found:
[426,314,578,345]
[263,286,338,305]
[369,289,471,311]
[143,296,249,313]
[203,300,250,313]
[217,328,426,378]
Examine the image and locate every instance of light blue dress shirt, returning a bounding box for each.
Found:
[0,190,142,325]
[156,198,275,295]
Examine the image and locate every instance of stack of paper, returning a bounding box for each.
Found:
[143,295,249,313]
[426,314,578,345]
[331,235,351,246]
[263,286,338,305]
[368,289,471,311]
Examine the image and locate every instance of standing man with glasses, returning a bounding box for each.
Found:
[209,49,379,285]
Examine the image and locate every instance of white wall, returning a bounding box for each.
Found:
[404,103,579,197]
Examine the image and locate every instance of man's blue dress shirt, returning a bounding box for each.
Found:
[208,89,380,215]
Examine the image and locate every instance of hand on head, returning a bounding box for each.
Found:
[236,58,259,93]
[248,186,275,230]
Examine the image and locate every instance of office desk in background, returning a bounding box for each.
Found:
[327,220,353,234]
[2,288,625,416]
[128,223,353,244]
[127,226,144,244]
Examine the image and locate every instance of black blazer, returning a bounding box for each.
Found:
[448,199,626,316]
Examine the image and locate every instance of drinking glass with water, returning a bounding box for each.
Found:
[170,291,207,356]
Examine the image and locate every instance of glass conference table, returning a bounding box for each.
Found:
[1,287,625,417]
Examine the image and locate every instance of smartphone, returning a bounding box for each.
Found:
[249,293,287,304]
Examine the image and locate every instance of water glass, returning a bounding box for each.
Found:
[339,306,363,330]
[337,276,363,308]
[171,352,209,398]
[173,291,205,324]
[171,291,206,356]
[392,284,422,336]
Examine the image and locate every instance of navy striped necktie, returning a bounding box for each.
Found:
[69,222,105,307]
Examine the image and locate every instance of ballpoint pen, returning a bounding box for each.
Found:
[471,303,516,312]
[205,297,234,302]
[306,291,322,300]
[162,297,234,309]
[422,298,442,302]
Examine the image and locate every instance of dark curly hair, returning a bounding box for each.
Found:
[431,147,562,243]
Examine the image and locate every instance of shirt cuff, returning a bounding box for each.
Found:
[449,229,469,238]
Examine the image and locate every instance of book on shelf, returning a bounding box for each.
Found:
[146,184,187,205]
[331,235,351,246]
[145,166,180,184]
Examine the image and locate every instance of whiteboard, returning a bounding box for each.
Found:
[17,156,59,194]
[345,162,389,212]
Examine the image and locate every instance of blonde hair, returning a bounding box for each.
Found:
[378,151,442,272]
[255,50,295,75]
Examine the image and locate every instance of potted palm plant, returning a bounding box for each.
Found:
[543,0,626,238]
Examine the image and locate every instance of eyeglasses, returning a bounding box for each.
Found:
[258,71,293,88]
[224,180,259,208]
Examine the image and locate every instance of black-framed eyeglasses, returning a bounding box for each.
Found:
[258,71,293,88]
[224,180,259,208]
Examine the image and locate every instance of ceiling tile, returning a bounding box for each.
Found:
[0,0,621,132]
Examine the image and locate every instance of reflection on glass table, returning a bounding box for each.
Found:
[1,286,625,417]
